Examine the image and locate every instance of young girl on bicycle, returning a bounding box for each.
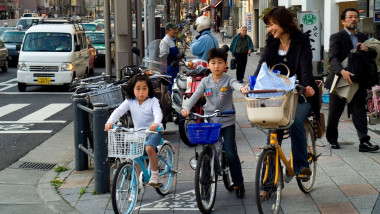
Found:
[181,48,248,198]
[104,74,163,186]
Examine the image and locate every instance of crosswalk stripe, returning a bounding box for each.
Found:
[0,104,30,118]
[17,103,71,122]
[0,130,53,134]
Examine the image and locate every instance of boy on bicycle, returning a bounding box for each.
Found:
[181,48,247,198]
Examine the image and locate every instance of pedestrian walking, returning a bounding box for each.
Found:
[230,26,254,83]
[325,8,379,152]
[254,7,320,196]
[190,16,219,61]
[159,22,180,93]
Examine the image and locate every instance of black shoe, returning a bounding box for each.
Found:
[234,184,245,199]
[238,80,244,83]
[297,167,312,182]
[330,142,340,149]
[359,141,380,152]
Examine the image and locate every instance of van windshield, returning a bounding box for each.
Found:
[22,33,72,52]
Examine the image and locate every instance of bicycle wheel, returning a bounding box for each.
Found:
[296,121,317,193]
[155,144,175,195]
[179,118,197,147]
[112,161,138,214]
[255,149,282,214]
[195,146,217,214]
[220,141,233,191]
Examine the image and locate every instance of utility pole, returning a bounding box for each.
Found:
[147,0,155,44]
[104,0,111,76]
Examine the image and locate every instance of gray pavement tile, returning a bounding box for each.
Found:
[348,195,378,213]
[0,184,42,205]
[78,191,111,201]
[309,184,350,204]
[0,168,46,185]
[62,193,79,207]
[330,175,368,185]
[0,204,55,214]
[75,197,109,214]
[59,187,84,196]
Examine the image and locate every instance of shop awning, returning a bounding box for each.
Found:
[212,0,223,8]
[201,5,211,11]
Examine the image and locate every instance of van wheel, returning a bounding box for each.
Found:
[1,60,8,72]
[18,83,26,92]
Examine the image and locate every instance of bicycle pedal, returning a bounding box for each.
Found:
[170,169,181,174]
[153,183,164,188]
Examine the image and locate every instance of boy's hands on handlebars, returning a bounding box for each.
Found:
[149,123,159,131]
[240,84,249,93]
[104,123,114,131]
[181,109,190,117]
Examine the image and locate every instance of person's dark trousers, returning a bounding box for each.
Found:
[221,124,244,185]
[235,53,248,81]
[326,87,370,144]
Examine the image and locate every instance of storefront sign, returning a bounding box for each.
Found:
[299,11,321,62]
[246,12,253,33]
[374,11,380,22]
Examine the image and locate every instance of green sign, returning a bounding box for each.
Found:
[302,14,317,25]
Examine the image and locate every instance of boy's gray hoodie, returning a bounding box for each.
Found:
[184,73,243,128]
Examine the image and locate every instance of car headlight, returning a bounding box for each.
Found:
[62,62,74,71]
[98,50,105,54]
[18,62,27,71]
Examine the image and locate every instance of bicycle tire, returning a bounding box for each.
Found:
[195,146,217,214]
[111,161,138,214]
[179,119,197,147]
[155,144,175,195]
[255,149,282,214]
[221,150,234,191]
[296,121,317,193]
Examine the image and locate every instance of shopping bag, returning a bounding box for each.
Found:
[251,62,296,97]
[230,58,236,70]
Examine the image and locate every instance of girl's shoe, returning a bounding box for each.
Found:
[148,173,159,186]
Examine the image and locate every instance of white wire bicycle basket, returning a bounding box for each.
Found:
[88,85,123,109]
[107,129,146,160]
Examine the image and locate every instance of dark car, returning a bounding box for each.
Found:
[0,27,16,36]
[1,30,26,64]
[86,31,114,67]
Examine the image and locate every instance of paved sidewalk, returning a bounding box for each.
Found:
[1,30,379,214]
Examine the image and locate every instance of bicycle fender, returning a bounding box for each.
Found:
[159,140,175,154]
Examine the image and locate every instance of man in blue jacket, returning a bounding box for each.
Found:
[230,26,254,83]
[190,16,219,61]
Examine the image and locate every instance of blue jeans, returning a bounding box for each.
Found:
[144,132,163,150]
[268,102,311,174]
[221,124,244,185]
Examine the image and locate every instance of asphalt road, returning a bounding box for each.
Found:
[0,65,106,171]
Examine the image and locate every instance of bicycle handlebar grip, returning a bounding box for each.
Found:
[221,110,236,115]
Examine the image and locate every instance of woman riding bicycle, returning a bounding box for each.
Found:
[253,6,320,197]
[182,48,247,198]
[105,74,163,186]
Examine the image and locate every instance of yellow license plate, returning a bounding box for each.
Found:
[37,77,51,85]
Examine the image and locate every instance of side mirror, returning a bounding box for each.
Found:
[131,47,140,57]
[75,44,81,52]
[16,44,21,51]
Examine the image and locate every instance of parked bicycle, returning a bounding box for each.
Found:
[185,110,235,214]
[243,86,318,214]
[108,124,177,214]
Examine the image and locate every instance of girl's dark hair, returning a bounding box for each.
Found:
[125,74,155,99]
[263,6,301,36]
[340,8,359,20]
[207,48,227,62]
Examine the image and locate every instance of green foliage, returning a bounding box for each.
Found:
[259,7,273,20]
[50,177,64,188]
[54,165,69,173]
[79,187,86,196]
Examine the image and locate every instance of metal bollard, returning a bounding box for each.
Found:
[73,94,89,171]
[93,103,110,193]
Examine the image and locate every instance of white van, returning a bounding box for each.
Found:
[17,23,89,92]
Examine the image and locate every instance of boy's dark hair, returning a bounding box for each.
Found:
[340,8,359,20]
[207,48,228,62]
[263,6,301,36]
[125,74,155,99]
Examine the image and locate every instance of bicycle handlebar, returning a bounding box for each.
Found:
[111,126,163,135]
[187,110,236,119]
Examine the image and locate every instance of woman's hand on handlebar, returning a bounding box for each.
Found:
[104,123,114,131]
[181,109,190,117]
[149,123,159,131]
[303,86,315,97]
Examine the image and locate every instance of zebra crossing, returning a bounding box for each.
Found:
[0,103,71,134]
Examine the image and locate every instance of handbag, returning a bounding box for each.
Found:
[230,58,236,70]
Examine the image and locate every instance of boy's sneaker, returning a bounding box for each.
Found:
[148,172,159,186]
[234,184,246,199]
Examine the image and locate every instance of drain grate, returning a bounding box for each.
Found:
[19,162,56,170]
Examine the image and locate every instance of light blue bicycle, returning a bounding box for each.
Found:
[108,125,177,214]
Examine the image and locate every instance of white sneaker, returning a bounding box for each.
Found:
[148,172,159,186]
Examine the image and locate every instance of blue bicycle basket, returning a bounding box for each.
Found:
[187,123,222,144]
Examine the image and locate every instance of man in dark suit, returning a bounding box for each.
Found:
[325,8,379,152]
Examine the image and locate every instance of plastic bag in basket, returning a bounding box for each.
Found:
[250,62,296,98]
